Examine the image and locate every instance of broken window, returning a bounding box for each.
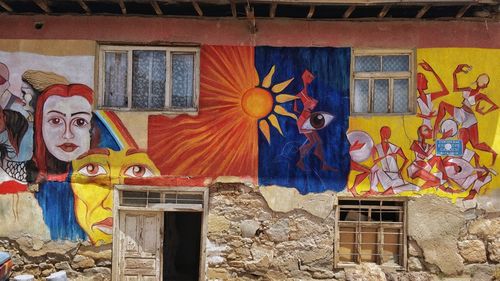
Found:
[335,198,407,269]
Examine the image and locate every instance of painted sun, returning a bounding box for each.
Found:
[240,65,298,143]
[149,45,297,179]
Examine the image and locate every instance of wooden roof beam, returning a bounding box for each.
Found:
[193,1,203,16]
[0,0,13,12]
[416,4,431,18]
[270,2,277,18]
[378,5,390,18]
[151,0,163,15]
[77,0,91,15]
[34,0,51,13]
[246,4,257,33]
[118,0,127,14]
[343,5,356,18]
[230,0,237,17]
[456,4,472,18]
[307,5,315,19]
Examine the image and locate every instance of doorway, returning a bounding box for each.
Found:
[112,186,207,281]
[163,212,202,281]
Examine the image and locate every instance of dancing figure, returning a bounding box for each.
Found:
[416,61,449,128]
[369,126,418,195]
[294,70,335,171]
[433,64,498,165]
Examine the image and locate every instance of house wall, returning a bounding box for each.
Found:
[0,15,499,280]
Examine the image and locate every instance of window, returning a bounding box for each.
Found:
[98,45,200,112]
[351,49,414,114]
[335,198,407,269]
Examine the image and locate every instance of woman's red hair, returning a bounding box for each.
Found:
[33,84,93,179]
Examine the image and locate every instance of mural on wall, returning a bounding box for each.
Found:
[0,49,160,245]
[348,48,499,201]
[148,46,351,194]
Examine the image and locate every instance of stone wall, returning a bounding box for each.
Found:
[206,183,500,281]
[0,238,111,280]
[2,183,500,280]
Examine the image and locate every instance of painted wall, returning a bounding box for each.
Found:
[348,48,499,201]
[0,37,498,247]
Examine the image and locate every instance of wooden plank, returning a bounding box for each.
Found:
[307,5,315,19]
[151,0,163,15]
[455,4,472,18]
[33,0,51,13]
[77,0,91,14]
[0,0,13,12]
[343,5,355,18]
[118,0,127,14]
[270,2,277,18]
[378,5,390,18]
[416,4,431,18]
[339,221,404,228]
[193,1,203,16]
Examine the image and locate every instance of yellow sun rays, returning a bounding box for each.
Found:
[253,65,298,144]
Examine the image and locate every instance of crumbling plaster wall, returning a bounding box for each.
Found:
[2,183,500,281]
[207,183,500,281]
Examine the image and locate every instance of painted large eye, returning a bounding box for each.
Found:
[301,112,334,131]
[124,165,154,178]
[78,163,107,177]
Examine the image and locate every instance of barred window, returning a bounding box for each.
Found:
[335,198,407,269]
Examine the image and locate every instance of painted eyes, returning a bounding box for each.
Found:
[48,117,89,127]
[78,163,107,177]
[72,118,89,127]
[48,117,62,125]
[124,165,154,178]
[301,112,334,131]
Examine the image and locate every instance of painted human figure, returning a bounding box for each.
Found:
[407,125,443,189]
[433,64,498,165]
[71,148,160,245]
[33,84,94,181]
[347,130,373,196]
[438,127,496,200]
[294,70,335,171]
[416,61,449,128]
[0,63,27,116]
[369,126,418,195]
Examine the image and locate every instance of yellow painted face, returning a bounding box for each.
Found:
[70,148,160,245]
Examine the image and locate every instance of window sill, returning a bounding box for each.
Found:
[97,106,199,115]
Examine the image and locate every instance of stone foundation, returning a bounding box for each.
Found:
[2,183,500,280]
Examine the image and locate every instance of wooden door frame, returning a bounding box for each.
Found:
[112,185,209,281]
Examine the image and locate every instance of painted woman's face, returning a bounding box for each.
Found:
[42,95,92,162]
[71,148,160,245]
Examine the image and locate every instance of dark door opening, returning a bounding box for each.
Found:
[163,212,202,281]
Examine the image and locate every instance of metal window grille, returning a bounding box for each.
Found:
[335,198,407,269]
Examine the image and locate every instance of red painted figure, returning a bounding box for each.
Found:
[433,64,498,165]
[407,125,442,189]
[416,60,449,128]
[294,70,335,171]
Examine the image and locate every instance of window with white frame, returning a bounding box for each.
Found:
[335,198,407,269]
[351,49,414,114]
[98,45,200,111]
